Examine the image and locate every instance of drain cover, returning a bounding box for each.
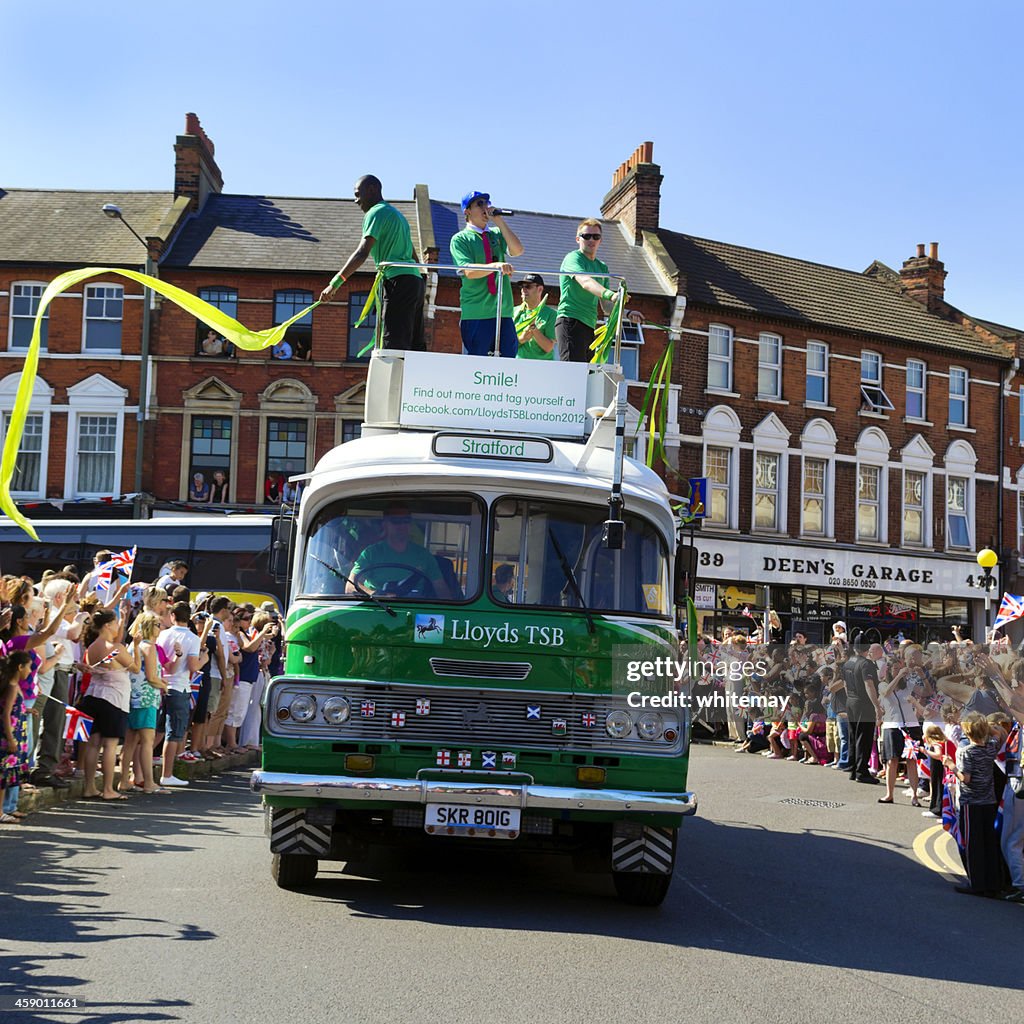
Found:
[779,797,845,809]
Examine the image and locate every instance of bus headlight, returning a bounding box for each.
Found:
[289,695,317,722]
[322,697,351,725]
[636,713,664,741]
[605,710,632,739]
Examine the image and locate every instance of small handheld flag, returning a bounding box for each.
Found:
[63,705,93,742]
[993,593,1024,631]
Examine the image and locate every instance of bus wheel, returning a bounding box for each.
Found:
[612,871,673,907]
[272,853,318,889]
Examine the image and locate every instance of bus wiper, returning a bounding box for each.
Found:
[310,555,396,617]
[547,530,595,635]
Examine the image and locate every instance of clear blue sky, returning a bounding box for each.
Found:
[4,0,1022,328]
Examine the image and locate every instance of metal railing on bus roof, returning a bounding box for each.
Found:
[375,261,628,363]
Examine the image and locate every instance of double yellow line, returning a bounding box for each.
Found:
[913,824,965,877]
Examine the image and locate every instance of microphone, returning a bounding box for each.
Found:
[489,208,515,217]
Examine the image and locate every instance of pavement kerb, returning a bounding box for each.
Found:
[15,749,261,816]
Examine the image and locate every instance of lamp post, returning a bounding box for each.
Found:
[101,204,152,505]
[976,547,999,640]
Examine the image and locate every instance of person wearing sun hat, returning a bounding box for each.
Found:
[450,190,524,358]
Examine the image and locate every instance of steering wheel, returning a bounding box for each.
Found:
[353,563,434,598]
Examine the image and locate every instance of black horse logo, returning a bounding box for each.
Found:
[462,702,491,730]
[416,617,442,640]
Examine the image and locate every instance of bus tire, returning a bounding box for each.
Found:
[612,871,673,907]
[272,853,318,889]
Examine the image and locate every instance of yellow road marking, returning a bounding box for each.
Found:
[913,824,965,877]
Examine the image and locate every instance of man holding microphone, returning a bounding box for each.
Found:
[450,190,524,358]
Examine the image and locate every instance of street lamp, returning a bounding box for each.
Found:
[101,204,153,503]
[976,547,999,640]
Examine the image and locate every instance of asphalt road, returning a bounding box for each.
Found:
[1,746,1020,1024]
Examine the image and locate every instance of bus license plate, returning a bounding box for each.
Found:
[425,804,521,839]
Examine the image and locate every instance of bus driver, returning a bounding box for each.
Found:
[347,505,451,599]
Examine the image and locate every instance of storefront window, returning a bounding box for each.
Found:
[944,600,968,625]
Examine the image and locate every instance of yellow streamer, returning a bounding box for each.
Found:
[1,267,321,539]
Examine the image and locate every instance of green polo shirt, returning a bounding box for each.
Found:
[513,302,556,360]
[450,227,515,321]
[558,250,610,329]
[351,540,442,593]
[362,202,421,280]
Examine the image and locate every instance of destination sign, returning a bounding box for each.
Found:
[431,433,553,463]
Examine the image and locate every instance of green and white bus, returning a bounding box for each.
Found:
[252,349,697,905]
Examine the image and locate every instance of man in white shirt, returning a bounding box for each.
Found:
[157,602,207,787]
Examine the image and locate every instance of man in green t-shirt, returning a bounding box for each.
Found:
[556,217,641,362]
[513,274,556,360]
[347,504,450,599]
[320,175,425,351]
[450,190,525,358]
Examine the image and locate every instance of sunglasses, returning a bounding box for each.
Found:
[579,233,602,241]
[472,199,489,208]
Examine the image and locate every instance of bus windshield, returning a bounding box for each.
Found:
[490,497,670,616]
[298,494,484,601]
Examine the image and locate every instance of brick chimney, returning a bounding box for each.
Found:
[899,241,947,313]
[600,141,662,245]
[174,112,224,212]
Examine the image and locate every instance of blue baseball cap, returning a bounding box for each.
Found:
[461,190,490,212]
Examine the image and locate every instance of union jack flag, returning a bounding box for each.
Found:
[995,794,1005,835]
[63,705,93,742]
[941,781,963,851]
[435,749,450,767]
[995,722,1020,775]
[457,751,471,768]
[581,712,596,728]
[993,592,1024,631]
[95,546,137,595]
[360,700,375,718]
[902,730,925,762]
[751,720,766,736]
[391,711,405,728]
[188,672,203,711]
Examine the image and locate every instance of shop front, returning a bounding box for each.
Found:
[691,537,987,645]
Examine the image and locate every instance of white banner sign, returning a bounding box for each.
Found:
[694,537,985,600]
[400,352,589,438]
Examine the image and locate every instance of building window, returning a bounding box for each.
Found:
[195,287,238,357]
[860,351,894,412]
[802,457,826,536]
[76,415,117,494]
[757,333,782,399]
[3,413,43,494]
[806,342,828,404]
[1019,386,1024,446]
[189,416,232,501]
[906,360,926,420]
[707,325,733,392]
[341,420,362,443]
[754,452,780,530]
[265,417,308,503]
[706,446,731,526]
[347,292,378,361]
[949,367,968,426]
[903,470,925,545]
[857,464,881,541]
[83,284,123,352]
[272,290,313,361]
[946,476,970,547]
[618,322,644,381]
[1018,490,1024,555]
[10,283,48,350]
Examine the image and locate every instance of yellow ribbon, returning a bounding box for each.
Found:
[1,267,321,539]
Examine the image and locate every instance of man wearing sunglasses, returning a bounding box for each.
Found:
[556,218,641,363]
[450,190,524,358]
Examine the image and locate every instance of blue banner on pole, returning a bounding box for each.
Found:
[688,477,708,519]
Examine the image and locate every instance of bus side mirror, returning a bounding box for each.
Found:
[269,514,295,584]
[674,545,696,606]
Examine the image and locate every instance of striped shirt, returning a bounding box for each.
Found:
[956,743,996,805]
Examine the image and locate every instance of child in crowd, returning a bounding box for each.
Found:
[0,652,36,822]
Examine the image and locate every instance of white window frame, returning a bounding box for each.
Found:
[806,341,829,405]
[943,440,977,551]
[757,332,782,399]
[860,350,894,412]
[753,451,781,532]
[902,469,927,546]
[0,373,53,499]
[618,321,645,383]
[855,427,890,544]
[857,464,882,542]
[1019,386,1024,446]
[707,324,733,393]
[701,405,741,530]
[63,374,127,499]
[705,445,733,528]
[948,367,968,427]
[900,434,934,549]
[8,281,49,352]
[906,359,927,421]
[801,456,828,538]
[800,417,837,539]
[750,412,790,534]
[82,283,124,354]
[1017,473,1024,555]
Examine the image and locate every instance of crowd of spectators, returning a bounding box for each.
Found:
[0,552,281,820]
[699,620,1024,902]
